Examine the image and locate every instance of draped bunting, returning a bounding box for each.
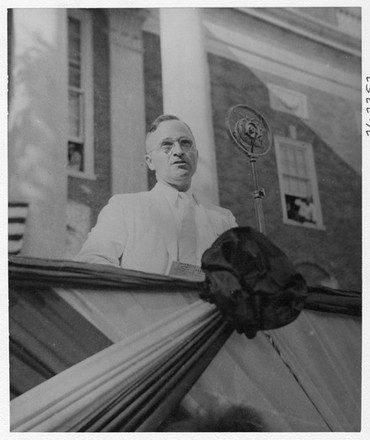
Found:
[9,256,361,431]
[270,310,361,430]
[9,286,112,399]
[10,299,231,431]
[185,311,361,431]
[9,256,361,316]
[305,285,361,316]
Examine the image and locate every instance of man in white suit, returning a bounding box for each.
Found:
[75,115,237,275]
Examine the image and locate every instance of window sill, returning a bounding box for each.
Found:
[67,170,97,181]
[283,218,326,231]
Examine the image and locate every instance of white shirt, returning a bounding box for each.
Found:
[155,182,221,266]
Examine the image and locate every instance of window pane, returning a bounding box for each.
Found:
[68,90,81,138]
[69,65,81,88]
[68,18,81,52]
[283,175,309,198]
[281,144,310,179]
[280,150,289,174]
[68,16,81,36]
[68,17,81,87]
[288,159,297,175]
[281,145,296,175]
[69,37,81,65]
[296,150,307,177]
[283,175,293,194]
[285,194,316,224]
[298,179,308,196]
[297,162,307,177]
[68,141,84,172]
[291,177,300,195]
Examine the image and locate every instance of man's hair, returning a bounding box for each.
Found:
[147,114,181,134]
[146,115,194,152]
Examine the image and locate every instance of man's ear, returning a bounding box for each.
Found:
[145,154,155,171]
[193,148,199,166]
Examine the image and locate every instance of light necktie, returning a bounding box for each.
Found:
[177,193,197,265]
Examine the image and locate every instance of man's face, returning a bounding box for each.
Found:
[145,120,198,191]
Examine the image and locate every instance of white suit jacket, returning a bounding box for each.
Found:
[75,183,237,274]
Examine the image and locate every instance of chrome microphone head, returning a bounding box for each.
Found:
[226,104,272,158]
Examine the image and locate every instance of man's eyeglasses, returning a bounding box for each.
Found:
[152,137,195,155]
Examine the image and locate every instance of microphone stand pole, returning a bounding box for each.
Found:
[226,104,271,235]
[250,155,266,235]
[245,139,266,235]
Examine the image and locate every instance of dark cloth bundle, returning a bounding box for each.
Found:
[200,227,308,338]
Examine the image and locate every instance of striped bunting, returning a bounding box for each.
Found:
[9,202,28,255]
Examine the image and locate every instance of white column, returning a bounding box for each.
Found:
[160,8,219,205]
[109,9,148,194]
[8,9,68,258]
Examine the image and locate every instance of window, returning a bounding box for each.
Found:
[274,136,324,229]
[67,10,94,177]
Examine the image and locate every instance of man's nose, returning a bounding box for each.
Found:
[172,141,184,155]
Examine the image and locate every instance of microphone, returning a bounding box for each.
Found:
[225,104,273,234]
[226,105,272,158]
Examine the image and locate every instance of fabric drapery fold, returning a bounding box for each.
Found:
[9,256,361,432]
[304,285,361,316]
[269,310,361,430]
[78,315,231,432]
[9,286,112,399]
[8,256,361,317]
[10,299,230,432]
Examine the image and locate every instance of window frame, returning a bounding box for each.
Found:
[67,9,95,179]
[274,135,325,230]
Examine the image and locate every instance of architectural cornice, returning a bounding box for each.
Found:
[237,7,361,58]
[142,7,361,101]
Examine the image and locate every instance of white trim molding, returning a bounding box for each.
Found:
[236,7,361,57]
[268,83,309,119]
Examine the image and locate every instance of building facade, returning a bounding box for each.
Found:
[8,8,362,290]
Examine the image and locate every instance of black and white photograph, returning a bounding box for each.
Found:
[3,0,367,436]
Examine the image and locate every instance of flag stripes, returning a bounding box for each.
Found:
[9,203,28,255]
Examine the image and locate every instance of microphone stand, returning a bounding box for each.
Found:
[249,152,266,235]
[226,105,272,235]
